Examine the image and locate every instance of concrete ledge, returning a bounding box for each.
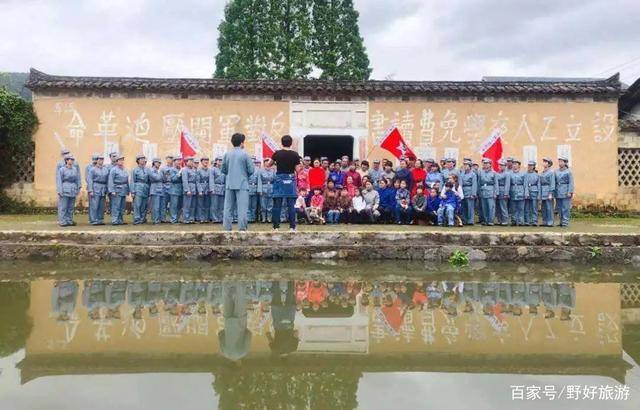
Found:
[0,230,639,262]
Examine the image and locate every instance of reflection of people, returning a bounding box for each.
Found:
[267,281,299,356]
[83,280,107,320]
[51,281,78,321]
[219,282,252,361]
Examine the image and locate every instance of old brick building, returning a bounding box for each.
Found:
[22,68,636,209]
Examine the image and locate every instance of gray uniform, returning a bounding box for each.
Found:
[182,167,197,223]
[219,282,252,361]
[87,165,109,225]
[259,168,275,222]
[209,167,226,223]
[51,281,79,317]
[524,171,541,226]
[368,167,384,188]
[478,169,498,225]
[160,165,173,222]
[130,166,150,224]
[168,167,183,223]
[56,166,81,226]
[495,171,511,225]
[508,171,528,225]
[196,167,211,222]
[539,169,556,226]
[460,170,478,225]
[247,168,261,223]
[82,280,107,315]
[148,167,164,224]
[108,166,130,225]
[221,148,255,231]
[554,168,574,227]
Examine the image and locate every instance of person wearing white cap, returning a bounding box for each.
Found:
[539,158,556,227]
[56,154,81,226]
[107,155,130,225]
[87,154,109,225]
[555,156,574,227]
[130,154,150,224]
[524,161,541,226]
[148,158,165,224]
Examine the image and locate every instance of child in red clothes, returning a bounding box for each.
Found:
[306,188,325,224]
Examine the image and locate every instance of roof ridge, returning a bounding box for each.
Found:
[25,68,622,97]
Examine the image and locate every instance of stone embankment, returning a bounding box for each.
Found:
[0,230,638,263]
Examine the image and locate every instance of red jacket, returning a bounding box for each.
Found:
[411,168,427,197]
[308,167,327,190]
[344,170,362,187]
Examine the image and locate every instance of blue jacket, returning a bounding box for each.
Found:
[426,196,440,213]
[394,168,412,190]
[377,187,396,209]
[554,168,574,199]
[329,170,345,188]
[148,167,164,196]
[441,189,459,208]
[87,166,109,196]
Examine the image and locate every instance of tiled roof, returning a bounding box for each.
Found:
[25,68,622,98]
[619,118,640,132]
[620,77,640,115]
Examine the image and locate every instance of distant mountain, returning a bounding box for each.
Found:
[0,72,31,101]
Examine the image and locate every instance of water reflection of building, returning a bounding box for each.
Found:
[11,279,628,379]
[1,278,636,408]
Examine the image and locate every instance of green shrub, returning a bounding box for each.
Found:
[449,250,469,267]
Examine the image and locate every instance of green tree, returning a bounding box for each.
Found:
[311,0,371,80]
[268,0,314,80]
[214,0,273,79]
[213,0,371,81]
[0,87,38,189]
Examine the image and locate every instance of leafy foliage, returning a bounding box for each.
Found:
[0,86,38,189]
[0,72,31,101]
[449,250,470,267]
[214,0,371,80]
[589,246,603,258]
[311,0,371,80]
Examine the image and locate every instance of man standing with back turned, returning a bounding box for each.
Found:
[221,133,255,231]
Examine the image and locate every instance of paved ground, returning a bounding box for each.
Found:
[0,214,638,233]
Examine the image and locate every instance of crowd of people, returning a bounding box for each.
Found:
[56,134,575,229]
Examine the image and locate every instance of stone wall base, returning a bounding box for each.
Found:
[0,231,638,263]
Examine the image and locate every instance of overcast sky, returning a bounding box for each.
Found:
[1,0,639,84]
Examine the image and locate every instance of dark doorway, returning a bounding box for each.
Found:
[304,135,353,163]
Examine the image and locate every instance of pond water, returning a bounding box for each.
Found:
[0,262,639,409]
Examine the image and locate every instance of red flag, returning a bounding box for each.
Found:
[478,128,503,171]
[260,132,279,159]
[180,128,199,159]
[379,126,417,161]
